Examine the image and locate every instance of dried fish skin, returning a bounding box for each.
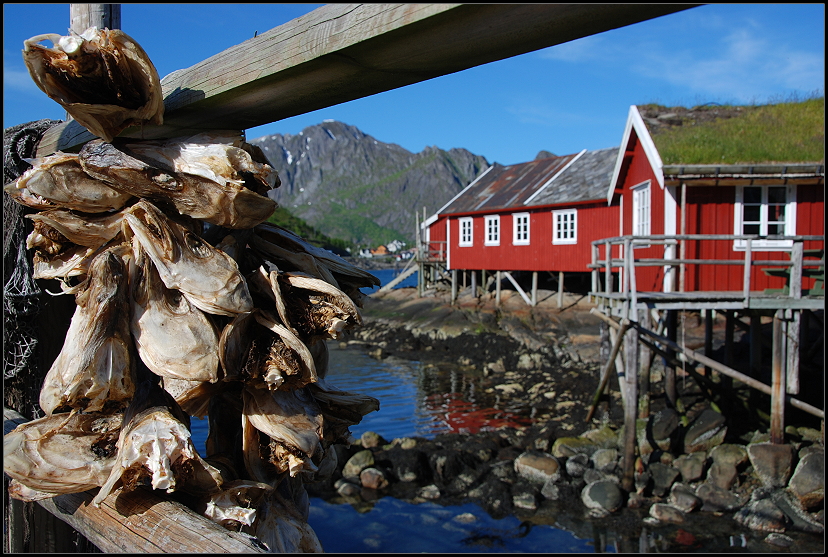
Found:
[31,243,97,281]
[218,311,256,382]
[253,492,323,553]
[39,246,135,415]
[242,385,323,476]
[252,310,317,390]
[27,208,125,250]
[23,27,164,142]
[130,252,220,383]
[201,480,272,529]
[79,139,277,229]
[123,132,280,194]
[309,377,380,446]
[3,412,122,498]
[124,200,253,316]
[4,152,132,212]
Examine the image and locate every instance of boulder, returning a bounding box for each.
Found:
[787,449,824,511]
[514,451,562,485]
[747,442,794,488]
[565,453,590,478]
[649,503,685,524]
[581,480,624,516]
[551,436,600,458]
[695,481,745,512]
[648,408,680,452]
[342,450,375,482]
[360,467,389,490]
[683,409,727,453]
[649,462,680,497]
[672,452,707,483]
[591,448,618,474]
[734,498,788,533]
[360,431,388,449]
[669,482,702,513]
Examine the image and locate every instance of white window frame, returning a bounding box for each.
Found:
[733,185,796,251]
[484,215,500,246]
[631,181,651,248]
[458,217,473,247]
[552,209,577,245]
[513,212,530,245]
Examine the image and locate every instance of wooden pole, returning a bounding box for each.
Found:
[557,271,564,308]
[679,182,686,292]
[495,270,501,306]
[770,310,786,444]
[451,269,457,304]
[531,271,538,307]
[622,316,639,493]
[586,319,631,422]
[638,307,651,419]
[471,271,477,298]
[665,309,678,408]
[70,3,121,33]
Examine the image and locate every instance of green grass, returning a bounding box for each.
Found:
[649,97,824,165]
[265,206,353,255]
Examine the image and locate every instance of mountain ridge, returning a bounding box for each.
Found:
[249,121,490,249]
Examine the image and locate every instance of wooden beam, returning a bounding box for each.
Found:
[37,3,696,155]
[4,408,267,554]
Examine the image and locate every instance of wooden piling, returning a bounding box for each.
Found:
[771,310,786,444]
[622,316,639,493]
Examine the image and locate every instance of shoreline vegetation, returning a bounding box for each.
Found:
[308,283,825,552]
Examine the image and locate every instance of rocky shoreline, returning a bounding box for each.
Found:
[308,285,824,551]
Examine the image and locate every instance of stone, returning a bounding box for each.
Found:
[430,450,478,485]
[580,425,619,449]
[513,491,538,510]
[514,451,562,485]
[418,484,441,500]
[649,462,680,497]
[771,489,824,534]
[360,431,388,449]
[788,450,824,511]
[334,479,361,496]
[672,452,707,483]
[382,447,431,483]
[669,482,702,513]
[695,481,745,512]
[706,461,739,490]
[565,453,590,478]
[591,448,618,473]
[360,467,389,490]
[763,533,794,548]
[452,512,477,524]
[797,426,822,443]
[649,503,685,524]
[395,437,418,450]
[747,442,794,488]
[648,408,680,452]
[683,408,727,453]
[551,436,599,458]
[734,498,788,533]
[581,480,624,516]
[342,450,375,482]
[709,444,748,468]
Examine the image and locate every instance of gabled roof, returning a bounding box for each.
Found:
[527,147,618,206]
[437,148,618,216]
[608,105,664,203]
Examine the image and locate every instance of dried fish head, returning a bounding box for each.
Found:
[3,412,122,499]
[124,200,253,316]
[280,272,363,341]
[39,245,135,415]
[27,208,125,250]
[201,480,272,529]
[79,139,277,229]
[31,243,96,281]
[23,27,163,141]
[252,310,317,390]
[130,249,220,383]
[5,152,132,212]
[242,385,323,477]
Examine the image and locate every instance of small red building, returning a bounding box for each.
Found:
[424,147,620,290]
[609,105,825,293]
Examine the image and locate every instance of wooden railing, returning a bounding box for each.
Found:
[589,234,824,317]
[419,241,448,263]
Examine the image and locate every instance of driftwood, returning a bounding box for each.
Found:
[4,407,267,554]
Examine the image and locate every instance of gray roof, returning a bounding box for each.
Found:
[529,147,618,206]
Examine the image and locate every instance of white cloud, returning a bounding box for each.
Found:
[3,66,39,93]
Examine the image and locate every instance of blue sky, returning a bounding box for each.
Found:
[3,4,824,166]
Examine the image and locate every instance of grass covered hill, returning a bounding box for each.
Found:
[638,96,825,165]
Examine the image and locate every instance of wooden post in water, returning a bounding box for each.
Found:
[622,314,640,493]
[770,309,786,444]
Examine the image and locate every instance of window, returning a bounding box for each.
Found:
[513,213,530,245]
[484,215,500,246]
[552,209,577,244]
[458,217,473,246]
[632,181,651,238]
[734,185,796,250]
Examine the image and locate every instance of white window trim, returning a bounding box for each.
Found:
[484,215,500,246]
[458,217,473,247]
[632,180,651,248]
[733,185,797,251]
[512,212,530,245]
[552,208,577,245]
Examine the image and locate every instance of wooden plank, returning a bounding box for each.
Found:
[4,407,268,554]
[36,3,694,155]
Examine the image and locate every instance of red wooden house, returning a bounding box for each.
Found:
[608,104,825,294]
[424,147,620,295]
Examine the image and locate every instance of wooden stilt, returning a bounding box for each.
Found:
[638,308,651,419]
[723,311,735,390]
[665,309,677,408]
[586,319,631,422]
[451,269,457,304]
[471,271,477,298]
[531,271,538,306]
[495,270,501,306]
[558,271,564,308]
[622,316,639,493]
[771,310,786,444]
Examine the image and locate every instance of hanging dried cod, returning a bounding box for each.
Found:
[23,27,164,142]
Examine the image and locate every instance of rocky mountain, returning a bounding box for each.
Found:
[249,121,490,249]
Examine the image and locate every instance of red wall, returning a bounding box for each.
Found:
[433,200,619,273]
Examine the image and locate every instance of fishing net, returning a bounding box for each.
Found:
[3,119,62,380]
